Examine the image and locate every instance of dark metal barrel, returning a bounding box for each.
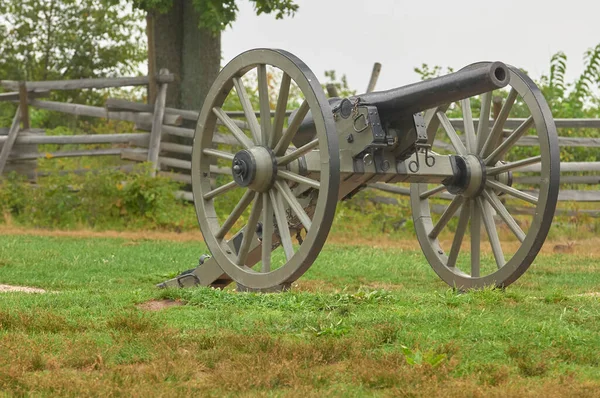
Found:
[358,61,509,121]
[291,62,510,147]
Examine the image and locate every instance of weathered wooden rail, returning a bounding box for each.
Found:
[0,69,599,210]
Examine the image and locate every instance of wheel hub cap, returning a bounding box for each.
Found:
[231,146,277,192]
[448,154,487,198]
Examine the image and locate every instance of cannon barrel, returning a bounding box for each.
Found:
[357,61,510,121]
[291,62,510,146]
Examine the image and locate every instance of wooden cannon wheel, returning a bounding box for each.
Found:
[410,64,560,289]
[191,49,340,290]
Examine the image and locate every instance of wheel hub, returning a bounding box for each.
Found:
[231,146,277,192]
[447,154,487,198]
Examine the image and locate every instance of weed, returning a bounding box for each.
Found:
[306,319,350,337]
[30,353,47,371]
[107,311,157,333]
[544,290,570,303]
[516,358,549,377]
[400,344,447,368]
[475,363,510,386]
[372,324,402,346]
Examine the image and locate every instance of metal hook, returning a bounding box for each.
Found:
[353,113,369,133]
[408,153,420,173]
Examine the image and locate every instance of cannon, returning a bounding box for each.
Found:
[159,48,559,291]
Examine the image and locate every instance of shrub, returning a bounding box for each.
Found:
[0,164,197,231]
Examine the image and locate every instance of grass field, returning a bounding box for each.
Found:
[1,231,600,396]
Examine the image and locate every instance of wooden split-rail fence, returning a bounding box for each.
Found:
[0,69,599,217]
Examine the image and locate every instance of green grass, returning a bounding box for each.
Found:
[1,233,600,396]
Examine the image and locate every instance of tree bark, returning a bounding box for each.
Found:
[149,2,182,108]
[148,0,221,112]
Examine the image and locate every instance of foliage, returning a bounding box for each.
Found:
[323,70,356,98]
[540,44,600,118]
[0,0,145,84]
[0,0,146,128]
[413,64,454,81]
[415,44,600,164]
[134,0,299,32]
[400,345,447,368]
[0,165,195,230]
[413,45,600,119]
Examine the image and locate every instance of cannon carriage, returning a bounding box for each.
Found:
[160,48,559,291]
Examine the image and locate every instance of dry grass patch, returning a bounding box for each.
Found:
[5,225,600,258]
[292,279,338,292]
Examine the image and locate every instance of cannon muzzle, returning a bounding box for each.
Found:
[359,61,509,122]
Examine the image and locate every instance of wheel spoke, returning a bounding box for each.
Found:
[461,99,476,153]
[480,89,518,158]
[428,196,465,239]
[485,116,534,165]
[437,111,466,155]
[203,180,237,200]
[277,138,319,166]
[274,100,309,155]
[470,200,481,277]
[271,73,291,148]
[420,184,447,199]
[209,165,232,175]
[478,197,505,269]
[258,64,272,146]
[233,77,261,144]
[278,170,320,189]
[203,148,234,161]
[261,192,274,273]
[212,107,253,149]
[486,179,538,205]
[275,181,312,230]
[475,92,492,152]
[447,200,471,268]
[270,189,294,261]
[487,155,542,176]
[482,189,526,242]
[216,189,254,240]
[236,193,263,266]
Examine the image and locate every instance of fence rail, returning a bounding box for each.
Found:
[0,72,599,212]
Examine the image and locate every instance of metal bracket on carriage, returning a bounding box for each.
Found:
[342,100,398,172]
[407,112,436,173]
[157,254,232,289]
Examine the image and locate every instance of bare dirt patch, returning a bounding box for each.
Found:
[137,299,185,311]
[0,284,47,293]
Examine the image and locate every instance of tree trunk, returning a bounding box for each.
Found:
[147,0,221,112]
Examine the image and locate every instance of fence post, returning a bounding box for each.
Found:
[325,84,339,98]
[366,62,382,93]
[19,82,30,130]
[492,96,503,121]
[147,69,169,176]
[0,106,22,175]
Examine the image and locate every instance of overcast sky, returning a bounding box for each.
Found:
[222,0,599,93]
